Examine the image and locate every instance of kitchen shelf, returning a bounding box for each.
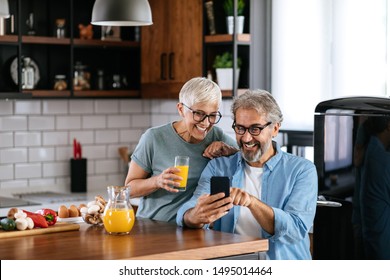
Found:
[0,35,18,43]
[204,33,251,44]
[73,90,140,98]
[221,88,248,97]
[203,0,252,97]
[73,39,139,48]
[0,0,140,99]
[22,90,71,97]
[22,36,71,45]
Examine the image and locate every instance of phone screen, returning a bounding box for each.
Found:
[210,176,230,198]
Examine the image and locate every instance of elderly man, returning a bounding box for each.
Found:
[176,90,318,260]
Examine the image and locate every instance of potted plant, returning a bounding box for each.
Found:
[223,0,245,34]
[213,52,242,90]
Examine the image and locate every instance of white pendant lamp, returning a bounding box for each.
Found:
[91,0,153,26]
[0,0,10,18]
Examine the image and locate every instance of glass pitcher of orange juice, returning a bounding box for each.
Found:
[103,185,135,235]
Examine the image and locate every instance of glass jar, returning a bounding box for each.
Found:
[54,75,67,90]
[112,74,122,89]
[21,57,35,90]
[73,62,90,90]
[103,186,135,235]
[97,69,105,90]
[56,18,66,38]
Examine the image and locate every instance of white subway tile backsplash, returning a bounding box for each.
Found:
[29,147,55,162]
[168,114,179,123]
[108,115,131,128]
[0,116,27,131]
[95,130,119,144]
[150,99,162,113]
[15,163,42,179]
[156,100,177,113]
[56,116,81,130]
[141,99,152,113]
[15,100,41,115]
[108,144,130,159]
[131,114,151,128]
[87,175,110,192]
[0,179,28,188]
[43,131,68,146]
[95,159,119,174]
[95,100,119,114]
[151,114,170,126]
[15,132,41,147]
[56,146,73,161]
[55,177,70,189]
[1,99,233,194]
[0,100,13,115]
[119,129,144,143]
[0,165,13,180]
[43,162,69,177]
[120,99,144,114]
[29,178,56,187]
[87,160,94,175]
[43,100,68,115]
[69,100,94,114]
[0,148,28,164]
[0,133,13,148]
[83,145,106,159]
[82,115,106,129]
[29,116,55,130]
[69,130,94,144]
[107,174,126,186]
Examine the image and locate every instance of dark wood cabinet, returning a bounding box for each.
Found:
[141,0,203,99]
[0,0,140,98]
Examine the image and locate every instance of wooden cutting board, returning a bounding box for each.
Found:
[0,222,80,239]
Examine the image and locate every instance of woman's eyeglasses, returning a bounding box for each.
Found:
[182,103,222,124]
[232,122,272,136]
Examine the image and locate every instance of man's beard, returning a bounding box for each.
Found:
[240,140,271,163]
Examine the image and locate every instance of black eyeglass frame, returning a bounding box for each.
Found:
[181,103,222,124]
[232,121,272,136]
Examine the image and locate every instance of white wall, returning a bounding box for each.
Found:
[0,98,234,194]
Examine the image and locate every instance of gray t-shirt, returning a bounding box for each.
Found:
[131,122,237,223]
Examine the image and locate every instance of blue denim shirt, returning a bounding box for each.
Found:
[177,142,318,260]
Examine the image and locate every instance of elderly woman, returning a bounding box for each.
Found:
[125,77,238,223]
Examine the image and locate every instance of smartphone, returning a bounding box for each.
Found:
[210,176,230,198]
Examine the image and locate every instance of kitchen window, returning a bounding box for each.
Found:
[271,0,388,131]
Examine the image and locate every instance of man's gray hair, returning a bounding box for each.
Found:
[231,89,284,124]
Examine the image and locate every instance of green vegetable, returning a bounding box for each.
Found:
[0,217,16,231]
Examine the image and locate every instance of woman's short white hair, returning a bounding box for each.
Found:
[179,77,222,107]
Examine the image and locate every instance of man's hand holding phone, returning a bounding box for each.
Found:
[182,176,232,228]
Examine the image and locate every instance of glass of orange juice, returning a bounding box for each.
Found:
[103,185,135,235]
[174,156,189,191]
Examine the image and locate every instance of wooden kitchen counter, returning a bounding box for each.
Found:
[0,218,268,260]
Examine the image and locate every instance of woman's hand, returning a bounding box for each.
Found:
[153,167,182,193]
[203,141,238,159]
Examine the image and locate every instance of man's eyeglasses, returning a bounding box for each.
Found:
[232,122,272,136]
[181,103,222,124]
